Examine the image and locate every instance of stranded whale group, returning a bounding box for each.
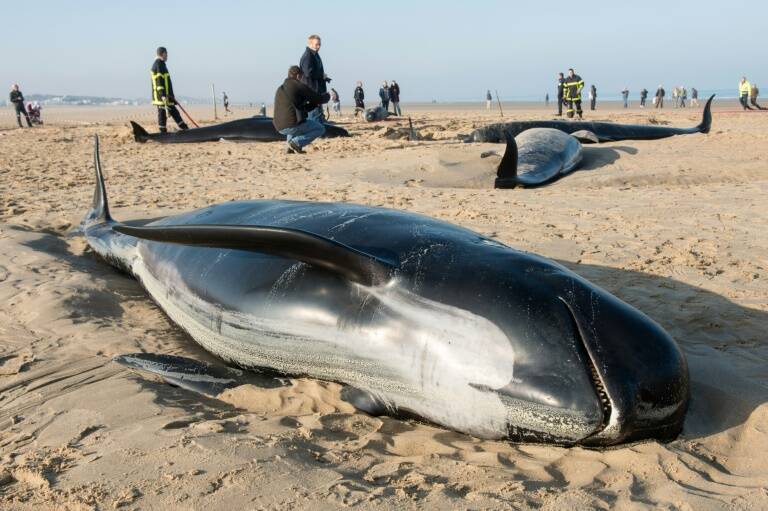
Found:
[83,137,689,446]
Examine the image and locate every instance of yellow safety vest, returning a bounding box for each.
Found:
[151,72,173,106]
[739,81,752,96]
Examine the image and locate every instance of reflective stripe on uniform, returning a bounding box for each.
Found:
[151,72,174,106]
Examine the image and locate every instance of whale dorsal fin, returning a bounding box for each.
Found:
[494,132,519,189]
[113,223,395,286]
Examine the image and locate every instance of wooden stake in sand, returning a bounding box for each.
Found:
[495,90,504,118]
[211,83,218,120]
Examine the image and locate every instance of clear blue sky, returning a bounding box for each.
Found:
[1,0,764,102]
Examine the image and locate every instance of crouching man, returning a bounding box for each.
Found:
[273,65,330,154]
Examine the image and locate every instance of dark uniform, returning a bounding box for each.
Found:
[556,76,565,116]
[9,89,32,128]
[151,58,188,132]
[354,86,365,116]
[563,73,584,119]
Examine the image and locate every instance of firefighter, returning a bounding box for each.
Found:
[563,68,584,119]
[151,47,189,132]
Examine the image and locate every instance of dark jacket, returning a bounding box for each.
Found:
[273,77,329,131]
[486,90,492,101]
[640,89,648,98]
[354,86,365,105]
[151,58,176,105]
[691,88,698,99]
[389,83,400,102]
[379,86,390,102]
[299,47,327,94]
[656,87,665,98]
[563,74,584,100]
[9,90,24,105]
[557,78,564,98]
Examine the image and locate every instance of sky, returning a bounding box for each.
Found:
[1,0,765,102]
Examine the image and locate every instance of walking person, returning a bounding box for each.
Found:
[330,88,341,116]
[555,73,565,116]
[299,34,331,122]
[545,93,549,106]
[150,47,189,133]
[390,80,402,116]
[690,87,699,107]
[486,89,492,111]
[640,88,648,108]
[273,65,330,154]
[9,84,32,128]
[621,87,629,108]
[739,77,753,110]
[563,68,584,119]
[655,85,665,109]
[379,81,390,112]
[589,84,597,110]
[680,87,687,108]
[222,92,231,114]
[354,81,365,118]
[749,83,764,109]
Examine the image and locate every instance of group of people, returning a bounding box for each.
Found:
[739,77,763,110]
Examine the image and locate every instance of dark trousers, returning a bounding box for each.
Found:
[750,97,764,110]
[381,100,390,112]
[739,94,753,110]
[640,97,646,107]
[566,99,582,118]
[557,95,563,115]
[590,98,596,110]
[14,104,32,127]
[656,97,663,108]
[157,105,188,132]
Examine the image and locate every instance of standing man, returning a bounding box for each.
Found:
[9,84,32,128]
[555,73,565,116]
[749,84,764,109]
[563,68,584,119]
[486,89,492,111]
[273,65,330,154]
[589,84,597,110]
[655,85,665,109]
[640,88,648,108]
[379,81,390,112]
[739,77,752,110]
[354,81,365,117]
[690,87,699,107]
[621,87,629,108]
[299,34,331,122]
[390,80,402,116]
[151,47,189,133]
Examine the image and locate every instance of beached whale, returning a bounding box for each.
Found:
[130,117,350,144]
[463,95,714,143]
[83,136,689,446]
[365,106,393,122]
[492,128,584,188]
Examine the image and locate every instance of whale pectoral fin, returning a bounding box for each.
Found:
[114,353,288,397]
[494,132,519,189]
[113,224,396,286]
[570,130,600,144]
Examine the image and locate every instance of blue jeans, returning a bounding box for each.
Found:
[279,119,325,148]
[308,106,325,122]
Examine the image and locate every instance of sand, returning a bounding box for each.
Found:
[1,101,767,509]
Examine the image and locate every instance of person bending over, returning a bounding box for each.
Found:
[273,65,330,154]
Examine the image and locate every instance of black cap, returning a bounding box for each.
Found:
[157,46,167,56]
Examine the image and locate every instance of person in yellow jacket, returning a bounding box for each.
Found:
[738,77,753,111]
[151,47,189,132]
[563,68,584,119]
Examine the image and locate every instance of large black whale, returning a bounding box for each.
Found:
[83,137,689,446]
[464,95,713,143]
[130,117,350,144]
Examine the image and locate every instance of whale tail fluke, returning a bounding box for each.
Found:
[130,121,150,143]
[494,132,518,189]
[697,95,714,134]
[83,135,113,226]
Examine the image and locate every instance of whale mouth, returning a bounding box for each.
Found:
[559,297,613,438]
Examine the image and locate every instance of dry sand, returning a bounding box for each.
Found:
[1,101,767,509]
